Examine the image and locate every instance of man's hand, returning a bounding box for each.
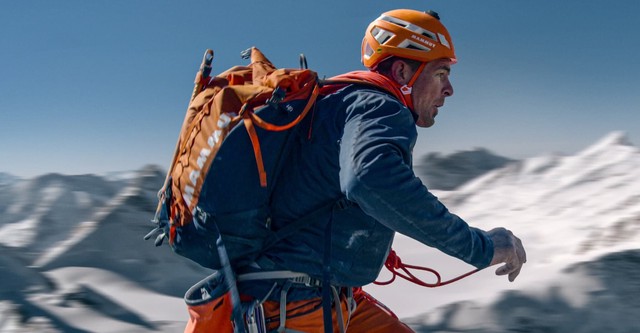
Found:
[487,227,526,282]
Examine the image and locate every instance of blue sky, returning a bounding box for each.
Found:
[2,0,639,178]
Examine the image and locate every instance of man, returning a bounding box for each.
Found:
[201,8,526,333]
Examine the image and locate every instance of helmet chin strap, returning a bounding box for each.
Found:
[399,62,426,112]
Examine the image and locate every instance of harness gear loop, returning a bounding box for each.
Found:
[237,271,350,333]
[374,249,482,288]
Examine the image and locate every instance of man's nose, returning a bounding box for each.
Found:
[443,79,454,97]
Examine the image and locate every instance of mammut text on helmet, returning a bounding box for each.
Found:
[410,34,436,49]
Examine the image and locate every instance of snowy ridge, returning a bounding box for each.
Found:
[367,132,640,332]
[1,132,640,332]
[0,165,208,332]
[32,166,165,268]
[414,147,515,190]
[0,172,19,186]
[446,131,640,261]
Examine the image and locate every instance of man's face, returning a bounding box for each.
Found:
[410,58,454,128]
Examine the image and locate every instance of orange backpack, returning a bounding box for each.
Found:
[152,47,320,262]
[145,47,405,271]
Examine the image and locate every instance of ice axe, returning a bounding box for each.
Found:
[190,49,214,102]
[148,49,216,245]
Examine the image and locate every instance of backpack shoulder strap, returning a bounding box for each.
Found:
[321,71,405,102]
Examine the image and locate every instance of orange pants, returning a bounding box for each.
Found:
[185,288,414,332]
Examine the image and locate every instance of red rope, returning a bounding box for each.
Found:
[374,249,481,288]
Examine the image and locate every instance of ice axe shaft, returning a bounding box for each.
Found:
[190,49,214,102]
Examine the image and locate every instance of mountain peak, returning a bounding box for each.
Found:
[0,172,19,186]
[416,148,515,190]
[579,131,636,156]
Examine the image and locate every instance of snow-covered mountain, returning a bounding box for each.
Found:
[369,131,640,332]
[0,172,19,187]
[415,147,515,190]
[1,131,639,332]
[403,249,640,333]
[449,131,640,262]
[0,166,211,332]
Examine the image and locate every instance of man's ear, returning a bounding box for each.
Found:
[390,60,413,85]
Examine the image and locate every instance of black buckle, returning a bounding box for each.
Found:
[335,197,352,210]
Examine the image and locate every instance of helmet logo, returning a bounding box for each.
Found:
[410,34,436,49]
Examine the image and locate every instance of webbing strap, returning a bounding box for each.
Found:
[321,212,334,333]
[331,287,346,333]
[278,281,293,333]
[241,82,320,188]
[249,84,320,132]
[211,219,246,333]
[322,71,404,102]
[398,62,426,112]
[246,198,351,332]
[242,116,267,187]
[237,271,313,283]
[237,274,350,333]
[274,280,335,333]
[345,287,356,327]
[261,197,351,252]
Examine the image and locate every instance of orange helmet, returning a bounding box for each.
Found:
[362,9,456,69]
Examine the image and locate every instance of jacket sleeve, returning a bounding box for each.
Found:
[339,90,494,268]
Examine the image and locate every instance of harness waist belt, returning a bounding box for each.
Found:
[238,270,323,288]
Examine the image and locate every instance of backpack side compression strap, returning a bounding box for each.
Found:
[260,197,352,252]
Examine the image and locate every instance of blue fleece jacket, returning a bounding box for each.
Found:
[239,83,493,299]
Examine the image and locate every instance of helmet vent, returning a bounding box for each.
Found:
[421,31,437,42]
[363,43,374,58]
[380,15,409,28]
[371,27,395,45]
[397,40,431,52]
[438,33,451,49]
[379,14,438,44]
[405,44,423,50]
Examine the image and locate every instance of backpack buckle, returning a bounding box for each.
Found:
[335,197,352,210]
[267,87,286,109]
[290,275,323,288]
